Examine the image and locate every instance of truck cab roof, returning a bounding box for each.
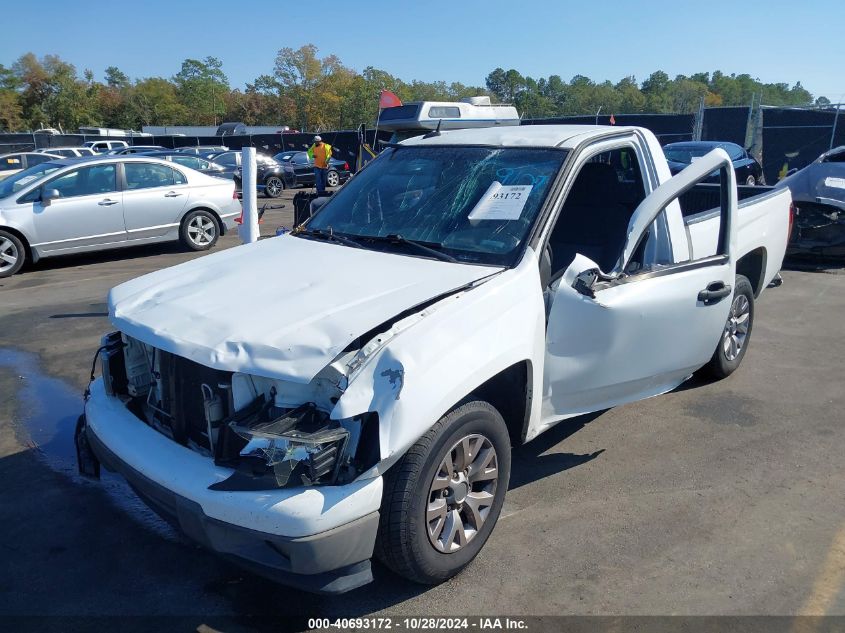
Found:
[398,124,636,149]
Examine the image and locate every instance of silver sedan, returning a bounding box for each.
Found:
[0,156,241,277]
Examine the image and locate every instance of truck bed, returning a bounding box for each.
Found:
[679,184,791,292]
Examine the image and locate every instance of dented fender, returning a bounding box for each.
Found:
[330,249,548,475]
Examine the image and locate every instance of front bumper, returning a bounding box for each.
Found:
[82,379,382,593]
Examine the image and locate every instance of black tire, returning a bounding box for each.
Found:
[264,175,284,198]
[326,170,340,188]
[0,229,26,278]
[179,209,220,251]
[704,274,754,379]
[375,400,511,585]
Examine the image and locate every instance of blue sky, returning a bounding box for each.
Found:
[2,0,843,102]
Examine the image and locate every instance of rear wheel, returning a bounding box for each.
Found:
[264,175,284,198]
[326,170,340,187]
[180,210,220,251]
[0,230,25,278]
[375,400,510,585]
[704,274,754,379]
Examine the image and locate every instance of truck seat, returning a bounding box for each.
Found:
[548,163,631,274]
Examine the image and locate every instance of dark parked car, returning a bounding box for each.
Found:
[663,141,763,186]
[218,151,287,198]
[274,151,351,188]
[139,151,230,179]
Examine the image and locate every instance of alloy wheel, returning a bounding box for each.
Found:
[327,170,340,187]
[265,177,283,197]
[427,433,498,553]
[0,237,19,273]
[187,216,216,246]
[723,294,750,361]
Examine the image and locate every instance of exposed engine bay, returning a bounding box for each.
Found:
[98,331,379,490]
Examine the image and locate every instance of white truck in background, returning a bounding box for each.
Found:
[77,125,791,593]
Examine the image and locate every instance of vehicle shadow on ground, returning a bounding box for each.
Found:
[670,371,714,394]
[509,410,606,491]
[17,241,190,276]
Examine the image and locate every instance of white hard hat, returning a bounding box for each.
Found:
[314,135,322,142]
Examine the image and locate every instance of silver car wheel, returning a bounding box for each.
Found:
[327,170,340,187]
[265,176,283,197]
[0,237,19,273]
[187,216,216,246]
[427,433,498,554]
[745,175,756,186]
[722,294,750,361]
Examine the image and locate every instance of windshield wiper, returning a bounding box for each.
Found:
[358,234,458,263]
[293,227,363,249]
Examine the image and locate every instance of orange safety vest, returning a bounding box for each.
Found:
[308,142,332,169]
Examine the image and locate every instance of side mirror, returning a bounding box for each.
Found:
[559,254,610,298]
[41,188,60,205]
[572,269,599,298]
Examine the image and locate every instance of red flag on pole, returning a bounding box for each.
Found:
[609,114,616,125]
[379,90,402,109]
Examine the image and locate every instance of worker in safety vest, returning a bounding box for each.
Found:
[307,135,333,196]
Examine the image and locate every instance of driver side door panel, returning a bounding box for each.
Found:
[541,147,737,425]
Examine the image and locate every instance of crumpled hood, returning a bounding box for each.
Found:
[109,234,499,382]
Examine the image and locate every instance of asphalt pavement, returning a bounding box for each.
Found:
[1,190,843,629]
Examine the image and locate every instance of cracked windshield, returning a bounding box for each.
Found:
[303,146,567,266]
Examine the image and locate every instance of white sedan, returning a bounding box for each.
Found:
[0,155,241,277]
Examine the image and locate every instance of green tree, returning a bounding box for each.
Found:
[104,66,130,89]
[128,77,187,126]
[0,63,23,131]
[173,56,228,125]
[641,70,672,112]
[615,76,645,113]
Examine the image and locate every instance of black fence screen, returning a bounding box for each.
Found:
[701,107,750,146]
[760,108,844,184]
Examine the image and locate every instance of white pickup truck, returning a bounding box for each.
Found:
[77,125,791,594]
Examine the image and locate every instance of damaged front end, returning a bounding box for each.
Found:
[93,331,380,491]
[788,201,845,259]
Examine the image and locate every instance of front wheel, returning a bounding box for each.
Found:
[264,175,284,198]
[0,230,25,278]
[375,400,511,585]
[745,175,757,186]
[180,210,220,251]
[704,274,754,379]
[326,170,340,188]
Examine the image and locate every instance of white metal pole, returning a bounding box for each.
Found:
[239,147,260,244]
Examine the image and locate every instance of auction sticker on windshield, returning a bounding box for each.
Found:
[468,181,533,221]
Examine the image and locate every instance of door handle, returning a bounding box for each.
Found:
[698,281,732,305]
[164,191,183,197]
[98,198,119,206]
